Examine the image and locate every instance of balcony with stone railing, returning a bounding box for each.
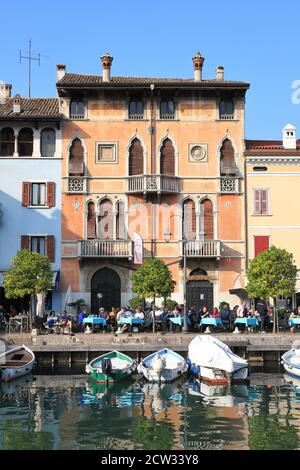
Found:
[220,177,241,194]
[127,174,180,194]
[66,176,88,193]
[79,239,133,258]
[181,240,221,258]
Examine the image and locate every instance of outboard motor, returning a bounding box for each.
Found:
[102,358,112,382]
[152,354,166,382]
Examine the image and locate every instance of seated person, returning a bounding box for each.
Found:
[199,306,210,319]
[220,305,231,329]
[211,307,221,319]
[161,307,171,331]
[107,307,117,330]
[134,307,145,320]
[60,311,72,334]
[188,306,199,330]
[98,307,108,319]
[125,307,134,318]
[77,310,87,331]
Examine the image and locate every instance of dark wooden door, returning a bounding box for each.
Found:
[91,268,121,312]
[186,280,213,313]
[160,138,175,175]
[129,138,143,175]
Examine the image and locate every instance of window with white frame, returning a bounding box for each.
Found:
[30,183,46,206]
[30,236,46,255]
[253,189,269,215]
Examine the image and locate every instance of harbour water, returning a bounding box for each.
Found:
[1,364,300,450]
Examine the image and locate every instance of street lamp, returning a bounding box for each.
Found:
[164,217,189,333]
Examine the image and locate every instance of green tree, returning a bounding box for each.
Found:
[246,246,297,332]
[248,416,299,450]
[4,249,53,323]
[131,259,174,332]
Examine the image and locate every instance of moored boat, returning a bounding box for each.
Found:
[188,335,250,385]
[0,345,35,382]
[85,350,136,383]
[281,345,300,378]
[137,348,187,383]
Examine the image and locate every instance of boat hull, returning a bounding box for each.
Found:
[0,345,35,383]
[283,362,300,378]
[86,350,136,383]
[137,348,187,383]
[189,363,250,385]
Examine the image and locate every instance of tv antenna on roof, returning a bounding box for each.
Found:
[20,39,49,97]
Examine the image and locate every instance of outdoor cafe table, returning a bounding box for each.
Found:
[289,318,300,328]
[117,317,144,326]
[234,318,259,327]
[170,317,183,327]
[200,318,223,332]
[82,316,107,327]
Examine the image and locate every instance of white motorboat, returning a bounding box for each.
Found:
[188,335,250,385]
[281,344,300,378]
[0,345,35,382]
[137,348,187,383]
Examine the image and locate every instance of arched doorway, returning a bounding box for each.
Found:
[186,279,214,313]
[91,268,121,312]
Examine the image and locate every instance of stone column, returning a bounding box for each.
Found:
[33,129,41,157]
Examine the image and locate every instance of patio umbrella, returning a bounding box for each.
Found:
[64,285,73,309]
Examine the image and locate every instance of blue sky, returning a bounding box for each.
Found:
[1,0,299,139]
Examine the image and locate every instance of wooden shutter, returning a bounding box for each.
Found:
[47,182,55,207]
[129,138,143,175]
[261,189,268,215]
[253,189,261,215]
[21,235,29,250]
[160,138,175,176]
[46,236,55,262]
[254,236,269,257]
[22,182,30,207]
[69,138,84,175]
[116,202,126,239]
[220,139,236,175]
[98,199,113,239]
[183,199,196,240]
[87,202,96,239]
[202,199,214,240]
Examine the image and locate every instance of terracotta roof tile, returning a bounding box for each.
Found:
[57,73,249,89]
[246,139,300,150]
[0,98,60,119]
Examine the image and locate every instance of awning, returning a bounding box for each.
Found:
[229,288,248,298]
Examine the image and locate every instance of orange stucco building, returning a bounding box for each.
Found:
[57,52,250,312]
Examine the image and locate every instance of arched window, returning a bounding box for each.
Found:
[87,202,96,239]
[70,100,85,119]
[129,138,143,175]
[69,138,84,175]
[18,128,33,156]
[200,199,214,240]
[160,98,175,119]
[160,138,175,175]
[41,128,55,157]
[220,138,237,176]
[183,199,196,240]
[98,199,113,240]
[219,97,234,119]
[116,201,126,239]
[189,268,208,277]
[129,98,144,119]
[0,127,14,156]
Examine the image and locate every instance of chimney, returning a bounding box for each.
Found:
[283,123,296,149]
[56,64,66,82]
[0,83,12,104]
[216,66,224,81]
[192,51,205,82]
[100,52,113,82]
[13,94,21,114]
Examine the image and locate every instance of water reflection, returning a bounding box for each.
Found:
[1,370,300,450]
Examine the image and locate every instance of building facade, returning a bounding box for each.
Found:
[58,52,250,312]
[246,125,300,308]
[0,85,62,312]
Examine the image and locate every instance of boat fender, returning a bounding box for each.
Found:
[102,358,112,375]
[177,370,182,375]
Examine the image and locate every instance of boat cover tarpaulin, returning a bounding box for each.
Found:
[188,335,248,373]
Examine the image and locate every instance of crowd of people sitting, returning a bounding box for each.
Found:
[2,300,299,335]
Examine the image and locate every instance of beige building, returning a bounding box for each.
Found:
[246,124,300,307]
